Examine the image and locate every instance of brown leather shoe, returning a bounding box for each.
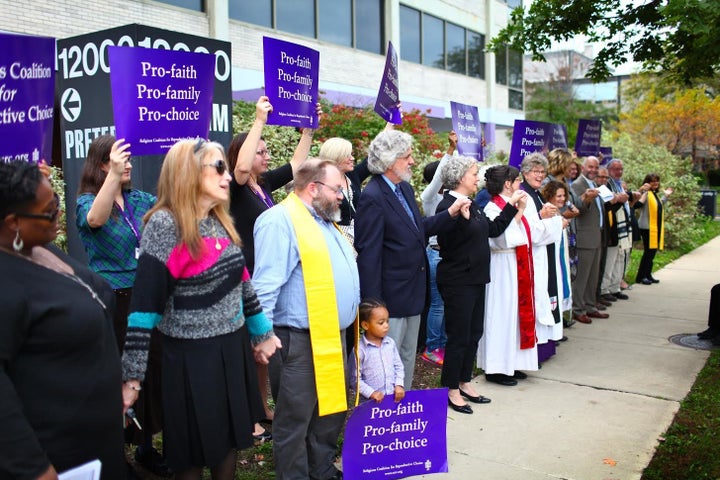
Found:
[588,311,609,319]
[572,313,592,324]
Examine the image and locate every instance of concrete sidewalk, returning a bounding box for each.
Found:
[431,236,720,480]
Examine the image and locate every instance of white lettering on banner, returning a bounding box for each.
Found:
[211,103,228,132]
[58,36,230,81]
[64,125,116,160]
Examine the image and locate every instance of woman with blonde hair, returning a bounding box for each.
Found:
[319,136,370,244]
[121,139,280,480]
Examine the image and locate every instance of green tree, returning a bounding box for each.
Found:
[489,0,720,84]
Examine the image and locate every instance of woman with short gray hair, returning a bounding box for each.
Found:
[436,157,527,413]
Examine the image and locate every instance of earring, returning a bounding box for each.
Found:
[13,230,24,252]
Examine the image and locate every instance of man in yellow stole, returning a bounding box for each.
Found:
[253,159,360,480]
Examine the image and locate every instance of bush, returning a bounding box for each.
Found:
[613,133,702,249]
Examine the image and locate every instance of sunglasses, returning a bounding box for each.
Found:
[15,192,61,222]
[203,159,228,175]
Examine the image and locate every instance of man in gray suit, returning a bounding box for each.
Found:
[570,156,609,324]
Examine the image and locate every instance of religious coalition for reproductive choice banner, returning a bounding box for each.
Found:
[342,388,449,479]
[508,119,568,168]
[108,46,215,155]
[0,32,55,163]
[374,41,402,125]
[450,101,483,161]
[263,36,320,128]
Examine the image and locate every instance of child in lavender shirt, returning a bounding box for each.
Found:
[350,299,405,403]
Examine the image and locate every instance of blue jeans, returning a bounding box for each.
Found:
[425,246,446,351]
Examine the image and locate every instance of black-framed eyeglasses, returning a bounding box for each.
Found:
[203,159,227,175]
[193,138,207,154]
[314,181,344,197]
[15,193,61,222]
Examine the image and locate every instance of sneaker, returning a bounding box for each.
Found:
[421,347,444,366]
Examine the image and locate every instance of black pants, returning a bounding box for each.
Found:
[438,283,485,389]
[708,284,720,330]
[636,228,657,281]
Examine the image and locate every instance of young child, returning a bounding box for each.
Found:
[350,299,405,403]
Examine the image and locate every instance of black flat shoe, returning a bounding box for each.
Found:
[253,429,273,444]
[135,446,173,477]
[639,278,653,285]
[448,398,473,414]
[649,277,660,283]
[485,373,518,386]
[459,389,491,404]
[513,370,528,379]
[698,328,719,340]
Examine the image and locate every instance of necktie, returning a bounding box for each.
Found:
[394,184,418,230]
[589,180,603,228]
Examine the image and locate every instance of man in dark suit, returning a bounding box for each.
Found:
[570,156,609,324]
[355,129,470,389]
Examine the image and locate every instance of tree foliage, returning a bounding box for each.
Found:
[489,0,720,84]
[617,86,720,171]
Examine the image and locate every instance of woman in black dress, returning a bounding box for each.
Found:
[0,161,124,479]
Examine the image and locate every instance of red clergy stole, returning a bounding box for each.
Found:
[492,195,536,349]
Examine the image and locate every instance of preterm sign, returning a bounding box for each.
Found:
[342,388,448,479]
[108,46,215,155]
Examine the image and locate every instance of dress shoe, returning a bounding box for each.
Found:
[253,428,273,444]
[594,303,607,310]
[572,313,592,324]
[698,327,719,340]
[448,398,473,414]
[459,389,491,404]
[649,276,660,283]
[639,278,653,285]
[558,335,568,342]
[485,373,518,386]
[512,370,528,380]
[613,292,630,300]
[587,311,609,319]
[600,294,618,302]
[135,446,173,477]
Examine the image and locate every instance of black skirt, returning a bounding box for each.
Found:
[161,326,263,471]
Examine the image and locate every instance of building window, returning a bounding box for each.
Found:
[399,5,421,63]
[468,32,484,78]
[505,0,522,7]
[231,0,383,54]
[399,5,484,79]
[153,0,203,10]
[496,45,523,109]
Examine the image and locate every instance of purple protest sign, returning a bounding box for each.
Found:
[599,146,613,165]
[342,388,449,479]
[450,101,483,161]
[263,37,319,128]
[0,32,55,163]
[574,119,602,157]
[509,120,569,168]
[374,42,402,124]
[108,46,215,155]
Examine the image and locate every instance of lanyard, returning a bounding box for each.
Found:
[117,191,141,245]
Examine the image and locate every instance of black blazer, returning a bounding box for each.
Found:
[355,175,455,317]
[436,192,518,286]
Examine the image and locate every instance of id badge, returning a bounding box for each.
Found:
[135,247,140,259]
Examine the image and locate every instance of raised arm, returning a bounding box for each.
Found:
[85,139,129,227]
[289,103,323,174]
[234,96,273,186]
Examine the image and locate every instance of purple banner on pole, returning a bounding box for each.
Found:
[509,120,568,168]
[263,36,319,128]
[574,119,602,157]
[108,46,215,155]
[599,146,613,165]
[342,388,449,479]
[0,32,55,163]
[374,42,401,124]
[450,101,483,161]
